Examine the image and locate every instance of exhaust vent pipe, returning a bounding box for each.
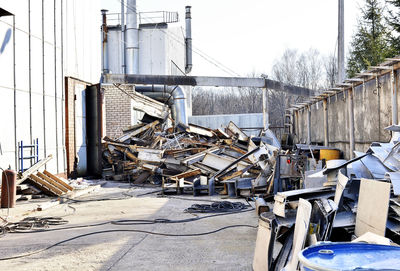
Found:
[185,6,192,74]
[135,85,188,126]
[126,0,139,74]
[101,9,109,74]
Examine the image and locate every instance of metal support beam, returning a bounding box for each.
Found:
[104,74,314,96]
[262,88,268,130]
[295,110,299,138]
[307,106,311,145]
[392,69,398,125]
[348,88,355,158]
[323,99,329,146]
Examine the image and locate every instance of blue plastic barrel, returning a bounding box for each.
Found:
[299,242,400,271]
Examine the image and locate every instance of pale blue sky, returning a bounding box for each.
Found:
[101,0,363,77]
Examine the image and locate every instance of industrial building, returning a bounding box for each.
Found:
[1,0,400,270]
[0,0,100,176]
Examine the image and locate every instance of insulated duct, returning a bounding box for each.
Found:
[135,85,188,125]
[126,0,139,74]
[101,9,109,74]
[185,6,192,74]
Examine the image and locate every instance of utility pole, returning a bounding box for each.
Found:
[338,0,345,83]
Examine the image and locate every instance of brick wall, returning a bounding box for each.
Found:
[103,85,134,139]
[65,78,76,177]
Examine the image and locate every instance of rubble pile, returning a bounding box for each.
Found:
[253,126,400,270]
[101,119,281,196]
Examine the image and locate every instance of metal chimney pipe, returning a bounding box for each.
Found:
[126,0,139,74]
[185,6,192,74]
[135,85,188,125]
[121,0,126,74]
[101,9,109,74]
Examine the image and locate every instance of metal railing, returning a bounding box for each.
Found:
[105,11,179,27]
[139,11,179,25]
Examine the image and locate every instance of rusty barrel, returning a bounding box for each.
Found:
[1,170,17,208]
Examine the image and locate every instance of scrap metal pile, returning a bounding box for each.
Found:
[253,125,400,271]
[102,119,281,196]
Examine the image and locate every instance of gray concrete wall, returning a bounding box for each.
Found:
[295,70,399,159]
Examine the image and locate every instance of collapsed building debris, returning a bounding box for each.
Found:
[102,117,281,197]
[252,127,400,270]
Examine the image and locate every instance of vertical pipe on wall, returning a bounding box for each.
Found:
[126,0,139,74]
[54,0,59,173]
[348,87,355,159]
[42,0,47,166]
[392,68,398,125]
[28,0,33,147]
[307,106,311,145]
[13,15,17,170]
[61,0,66,172]
[295,110,299,141]
[185,6,192,74]
[101,9,109,74]
[376,75,381,141]
[121,0,125,74]
[323,99,329,146]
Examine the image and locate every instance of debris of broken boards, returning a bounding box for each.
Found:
[11,155,75,200]
[102,118,281,197]
[252,127,400,270]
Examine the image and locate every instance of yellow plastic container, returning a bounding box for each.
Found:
[320,149,340,161]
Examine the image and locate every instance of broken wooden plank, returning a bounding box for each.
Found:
[188,164,217,176]
[117,120,160,142]
[214,128,230,139]
[43,170,74,191]
[137,147,165,163]
[170,169,201,181]
[17,155,53,185]
[114,146,139,162]
[29,174,63,196]
[355,178,391,237]
[36,172,69,193]
[187,124,215,137]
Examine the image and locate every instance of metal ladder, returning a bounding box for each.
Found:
[284,109,293,134]
[18,138,39,173]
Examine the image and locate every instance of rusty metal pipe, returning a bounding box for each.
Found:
[1,170,17,208]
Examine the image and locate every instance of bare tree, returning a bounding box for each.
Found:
[192,48,330,133]
[324,54,337,88]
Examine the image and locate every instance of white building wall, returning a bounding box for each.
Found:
[0,0,101,174]
[137,25,192,116]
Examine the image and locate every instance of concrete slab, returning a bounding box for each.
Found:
[0,182,257,270]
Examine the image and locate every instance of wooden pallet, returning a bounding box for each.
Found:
[28,170,73,196]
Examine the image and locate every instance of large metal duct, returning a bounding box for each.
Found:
[101,9,109,74]
[185,6,192,74]
[135,85,188,125]
[126,0,139,74]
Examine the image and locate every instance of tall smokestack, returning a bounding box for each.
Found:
[185,6,192,74]
[126,0,139,74]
